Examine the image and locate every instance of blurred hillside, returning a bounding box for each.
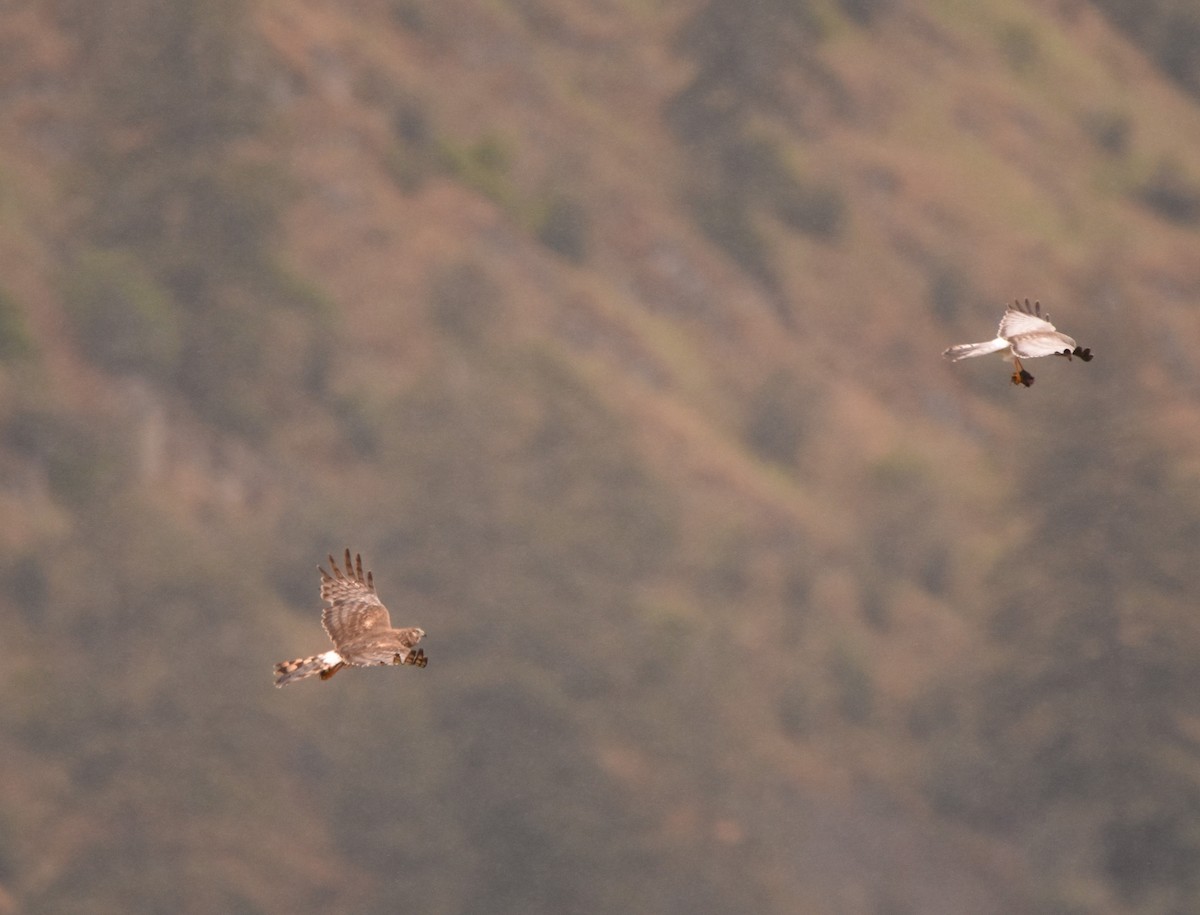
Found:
[2,0,1200,912]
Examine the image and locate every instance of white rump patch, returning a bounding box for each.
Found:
[321,650,342,665]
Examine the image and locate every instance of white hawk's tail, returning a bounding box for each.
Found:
[942,338,1010,362]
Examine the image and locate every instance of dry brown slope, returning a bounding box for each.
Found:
[2,0,1200,911]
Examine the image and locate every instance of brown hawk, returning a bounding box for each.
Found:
[274,549,427,687]
[943,298,1093,387]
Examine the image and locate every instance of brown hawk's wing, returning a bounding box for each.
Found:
[319,549,392,649]
[336,627,425,668]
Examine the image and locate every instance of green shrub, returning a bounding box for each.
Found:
[743,370,812,467]
[387,95,436,193]
[998,22,1039,73]
[777,686,811,740]
[838,0,890,25]
[926,263,970,323]
[1138,160,1200,226]
[6,408,120,507]
[1083,109,1132,156]
[61,248,181,378]
[438,133,516,205]
[1094,0,1200,98]
[718,136,846,242]
[773,181,845,239]
[534,193,589,262]
[689,191,774,285]
[831,643,874,723]
[428,260,502,343]
[180,162,290,279]
[388,0,427,31]
[6,553,48,626]
[0,286,33,360]
[175,298,273,434]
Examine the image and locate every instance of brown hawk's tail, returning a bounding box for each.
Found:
[274,651,343,687]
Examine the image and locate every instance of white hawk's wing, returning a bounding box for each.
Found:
[1010,331,1078,358]
[998,299,1056,339]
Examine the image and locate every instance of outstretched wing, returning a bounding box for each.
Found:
[338,627,426,667]
[1010,330,1078,358]
[319,549,392,649]
[998,298,1056,339]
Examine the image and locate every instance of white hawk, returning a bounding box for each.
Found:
[943,298,1093,387]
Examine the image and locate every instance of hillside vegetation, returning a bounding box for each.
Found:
[2,0,1200,912]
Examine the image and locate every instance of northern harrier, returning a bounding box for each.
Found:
[274,549,427,687]
[943,298,1093,387]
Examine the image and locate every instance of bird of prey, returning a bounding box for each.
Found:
[274,549,427,687]
[943,298,1093,387]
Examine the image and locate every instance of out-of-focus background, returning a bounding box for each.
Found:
[2,0,1200,912]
